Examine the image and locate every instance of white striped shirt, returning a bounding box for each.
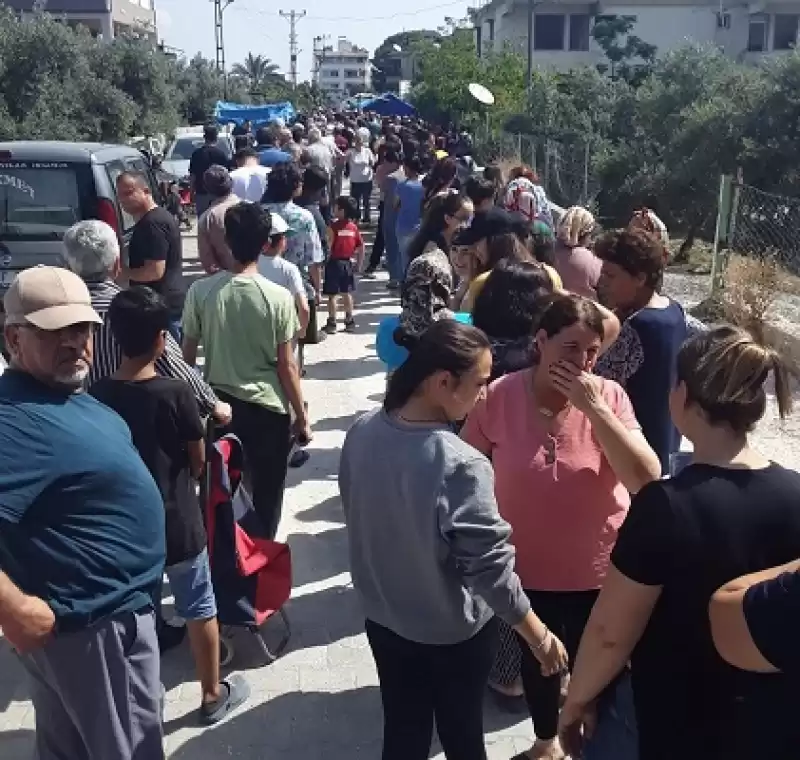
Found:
[86,279,218,416]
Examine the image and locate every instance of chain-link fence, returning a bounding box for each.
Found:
[472,131,599,209]
[729,182,800,275]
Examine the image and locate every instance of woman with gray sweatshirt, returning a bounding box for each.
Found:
[339,320,568,760]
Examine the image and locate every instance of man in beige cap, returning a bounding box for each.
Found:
[0,266,166,760]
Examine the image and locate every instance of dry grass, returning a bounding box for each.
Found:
[723,257,782,343]
[671,237,800,297]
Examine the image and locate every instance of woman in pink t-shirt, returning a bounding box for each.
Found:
[553,206,603,299]
[462,294,660,760]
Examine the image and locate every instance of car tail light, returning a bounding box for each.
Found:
[0,151,11,161]
[97,198,120,237]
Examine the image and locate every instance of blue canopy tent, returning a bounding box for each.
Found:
[214,100,296,128]
[360,93,416,117]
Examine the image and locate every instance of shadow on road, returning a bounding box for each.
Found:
[167,686,383,758]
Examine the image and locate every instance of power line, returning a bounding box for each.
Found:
[279,9,306,88]
[232,0,468,23]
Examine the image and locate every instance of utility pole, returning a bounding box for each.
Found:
[526,0,534,86]
[213,0,234,98]
[312,34,330,85]
[280,9,306,88]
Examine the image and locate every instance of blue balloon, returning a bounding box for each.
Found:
[376,313,473,371]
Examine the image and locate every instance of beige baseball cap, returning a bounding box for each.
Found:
[4,266,102,330]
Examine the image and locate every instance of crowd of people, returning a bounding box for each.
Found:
[0,105,798,760]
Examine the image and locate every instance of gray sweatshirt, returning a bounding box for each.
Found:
[339,409,531,645]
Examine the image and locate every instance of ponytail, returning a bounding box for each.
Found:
[384,320,490,412]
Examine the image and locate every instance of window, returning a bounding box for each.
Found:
[487,18,495,42]
[324,69,340,77]
[344,69,360,79]
[569,14,591,51]
[773,14,799,50]
[534,14,566,51]
[0,165,82,239]
[748,14,769,52]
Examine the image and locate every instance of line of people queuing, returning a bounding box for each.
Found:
[0,108,445,759]
[340,156,800,760]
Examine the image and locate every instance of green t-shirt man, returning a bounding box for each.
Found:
[182,272,300,414]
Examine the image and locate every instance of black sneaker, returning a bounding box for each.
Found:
[344,318,356,333]
[362,268,377,279]
[324,319,337,335]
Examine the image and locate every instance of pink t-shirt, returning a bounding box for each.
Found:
[461,370,639,592]
[553,243,603,299]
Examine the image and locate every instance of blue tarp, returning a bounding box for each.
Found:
[359,93,416,117]
[214,100,296,127]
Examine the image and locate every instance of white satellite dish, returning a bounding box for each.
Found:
[468,82,495,105]
[392,44,402,53]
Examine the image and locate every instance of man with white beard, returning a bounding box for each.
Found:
[0,267,166,760]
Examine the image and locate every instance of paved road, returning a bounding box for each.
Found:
[5,227,794,758]
[0,226,536,759]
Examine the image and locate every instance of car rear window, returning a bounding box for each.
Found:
[167,137,233,160]
[0,163,82,239]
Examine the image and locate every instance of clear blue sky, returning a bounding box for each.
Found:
[156,0,472,81]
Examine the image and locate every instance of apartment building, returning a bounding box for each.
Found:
[473,0,800,70]
[7,0,158,41]
[315,37,371,97]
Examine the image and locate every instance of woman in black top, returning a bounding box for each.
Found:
[560,325,800,760]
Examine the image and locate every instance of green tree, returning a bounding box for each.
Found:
[592,14,657,85]
[90,34,180,137]
[230,53,284,95]
[371,30,441,92]
[411,30,526,130]
[0,9,138,142]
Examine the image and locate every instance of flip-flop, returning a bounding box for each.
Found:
[199,674,250,725]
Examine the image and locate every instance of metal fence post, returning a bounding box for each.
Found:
[710,174,734,299]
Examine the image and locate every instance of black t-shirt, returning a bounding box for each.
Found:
[611,463,800,760]
[188,144,230,193]
[90,376,206,567]
[744,570,800,675]
[128,207,185,318]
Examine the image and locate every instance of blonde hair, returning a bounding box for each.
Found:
[677,325,793,434]
[557,206,595,247]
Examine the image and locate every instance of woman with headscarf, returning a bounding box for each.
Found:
[553,206,603,299]
[503,165,554,230]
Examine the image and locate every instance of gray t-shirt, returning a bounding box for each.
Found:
[339,408,530,645]
[257,255,305,298]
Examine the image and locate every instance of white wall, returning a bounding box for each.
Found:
[477,0,800,71]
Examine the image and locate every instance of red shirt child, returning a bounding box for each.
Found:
[330,219,364,262]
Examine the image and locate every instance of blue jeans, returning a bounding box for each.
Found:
[584,672,639,760]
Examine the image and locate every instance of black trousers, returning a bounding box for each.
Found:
[517,589,599,741]
[368,200,386,270]
[215,391,292,539]
[350,180,373,223]
[366,618,498,760]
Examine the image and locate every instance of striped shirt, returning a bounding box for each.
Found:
[86,279,218,416]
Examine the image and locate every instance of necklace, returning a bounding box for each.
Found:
[529,371,569,419]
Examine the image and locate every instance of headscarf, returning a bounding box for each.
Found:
[629,208,669,247]
[503,177,554,229]
[557,206,596,247]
